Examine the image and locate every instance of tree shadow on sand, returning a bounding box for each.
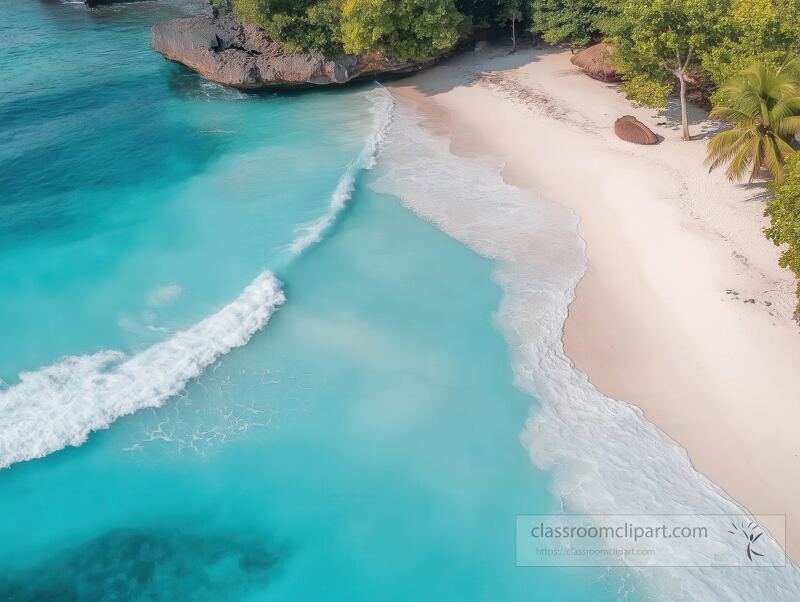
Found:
[386,41,558,96]
[660,96,728,140]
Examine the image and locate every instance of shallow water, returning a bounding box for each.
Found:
[0,1,630,599]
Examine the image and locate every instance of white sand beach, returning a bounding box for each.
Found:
[388,46,800,561]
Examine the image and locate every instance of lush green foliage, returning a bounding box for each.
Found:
[766,153,800,315]
[231,0,537,59]
[596,0,800,110]
[529,0,604,47]
[602,0,728,108]
[704,0,800,98]
[233,0,464,59]
[233,0,344,54]
[706,62,800,183]
[341,0,463,62]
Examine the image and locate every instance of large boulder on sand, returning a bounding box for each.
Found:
[151,16,442,89]
[570,43,619,82]
[614,115,658,145]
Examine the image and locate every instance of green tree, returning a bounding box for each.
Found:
[704,0,800,94]
[765,153,800,317]
[233,0,344,54]
[529,0,604,48]
[706,62,800,184]
[604,0,729,140]
[497,0,524,53]
[341,0,463,62]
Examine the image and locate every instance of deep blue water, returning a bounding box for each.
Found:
[0,1,633,599]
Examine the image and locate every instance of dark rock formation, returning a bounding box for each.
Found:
[151,16,441,89]
[614,115,658,145]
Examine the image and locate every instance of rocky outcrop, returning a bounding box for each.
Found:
[151,16,441,89]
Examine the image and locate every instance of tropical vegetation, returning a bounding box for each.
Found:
[340,0,464,62]
[225,0,800,311]
[601,0,729,140]
[705,60,800,312]
[529,0,605,49]
[228,0,343,55]
[706,62,800,184]
[597,0,800,119]
[228,0,475,60]
[766,154,800,316]
[226,0,800,101]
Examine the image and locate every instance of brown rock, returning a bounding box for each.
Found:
[151,16,443,89]
[614,115,658,145]
[570,43,619,83]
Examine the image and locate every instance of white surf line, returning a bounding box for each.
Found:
[288,87,394,255]
[0,271,284,469]
[374,98,800,601]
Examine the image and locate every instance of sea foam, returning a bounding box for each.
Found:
[0,87,395,470]
[289,87,394,255]
[0,271,284,469]
[373,100,800,600]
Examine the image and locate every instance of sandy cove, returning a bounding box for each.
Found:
[388,46,800,561]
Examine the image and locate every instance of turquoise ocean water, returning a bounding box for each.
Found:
[0,1,635,599]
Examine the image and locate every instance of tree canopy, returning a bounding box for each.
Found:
[341,0,463,62]
[766,153,800,316]
[529,0,605,48]
[597,0,800,111]
[603,0,730,138]
[232,0,466,60]
[703,0,800,96]
[230,0,549,60]
[232,0,344,54]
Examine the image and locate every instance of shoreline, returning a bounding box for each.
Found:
[387,46,800,563]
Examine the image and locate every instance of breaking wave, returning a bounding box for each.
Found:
[0,272,284,469]
[289,87,393,255]
[0,87,395,470]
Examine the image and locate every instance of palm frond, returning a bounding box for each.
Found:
[748,137,766,183]
[706,130,753,169]
[774,136,797,159]
[709,106,756,126]
[724,137,757,182]
[707,61,800,185]
[774,115,800,138]
[763,137,786,183]
[771,96,800,122]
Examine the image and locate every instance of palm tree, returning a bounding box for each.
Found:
[706,61,800,184]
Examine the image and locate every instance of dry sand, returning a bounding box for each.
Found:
[388,45,800,560]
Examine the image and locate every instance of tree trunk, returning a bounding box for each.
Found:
[679,72,690,141]
[511,20,516,54]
